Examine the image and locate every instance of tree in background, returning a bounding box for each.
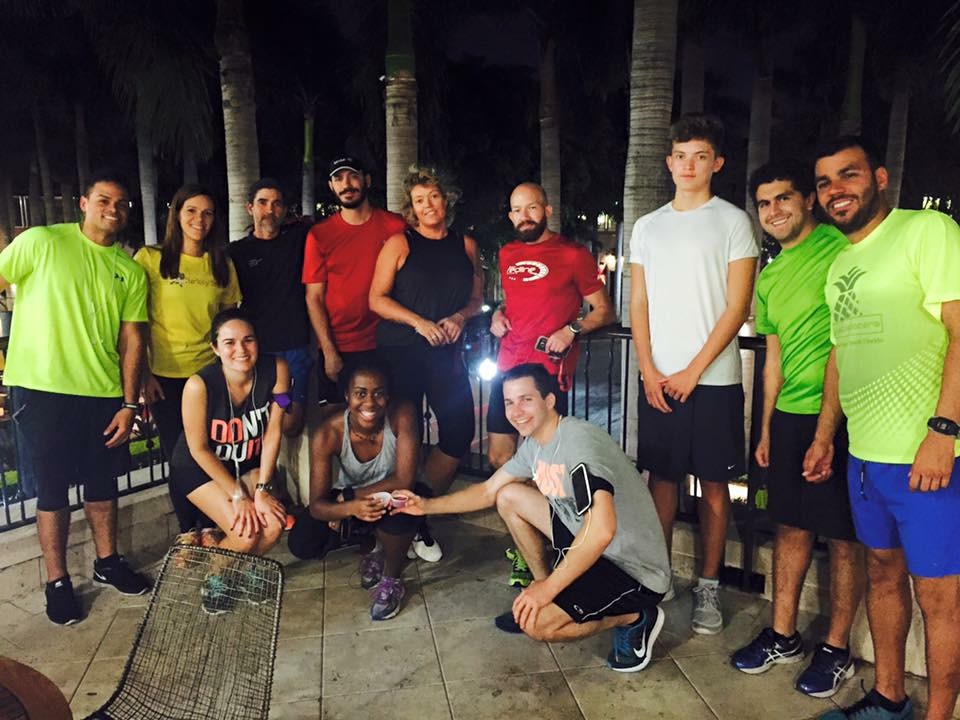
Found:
[385,0,418,212]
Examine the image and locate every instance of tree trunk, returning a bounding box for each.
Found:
[0,176,12,243]
[61,180,76,224]
[745,68,773,213]
[838,13,866,136]
[29,159,44,227]
[385,0,417,213]
[32,104,58,224]
[884,77,910,209]
[301,107,316,220]
[215,0,260,240]
[621,0,678,458]
[136,122,159,247]
[680,38,705,115]
[74,100,92,194]
[183,141,199,184]
[539,35,562,232]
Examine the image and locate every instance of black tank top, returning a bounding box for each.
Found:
[171,356,277,477]
[376,227,473,347]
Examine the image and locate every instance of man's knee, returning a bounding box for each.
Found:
[866,549,908,586]
[495,481,523,515]
[914,576,960,618]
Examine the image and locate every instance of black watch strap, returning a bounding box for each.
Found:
[927,416,960,437]
[121,402,139,411]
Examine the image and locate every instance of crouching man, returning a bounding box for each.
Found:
[394,363,672,671]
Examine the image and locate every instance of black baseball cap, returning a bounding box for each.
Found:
[328,155,365,178]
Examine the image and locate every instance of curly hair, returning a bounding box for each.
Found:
[400,165,461,227]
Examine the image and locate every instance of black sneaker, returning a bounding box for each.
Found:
[45,577,82,625]
[92,555,151,596]
[607,605,665,672]
[494,610,523,634]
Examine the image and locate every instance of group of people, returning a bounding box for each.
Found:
[1,110,958,719]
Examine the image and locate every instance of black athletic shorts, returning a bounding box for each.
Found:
[637,382,745,482]
[11,387,127,511]
[486,374,568,435]
[766,410,857,541]
[549,513,663,623]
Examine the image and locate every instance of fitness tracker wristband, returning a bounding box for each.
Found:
[568,320,583,336]
[121,402,139,411]
[927,416,960,437]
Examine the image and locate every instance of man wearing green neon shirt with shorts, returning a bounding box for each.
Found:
[807,137,960,720]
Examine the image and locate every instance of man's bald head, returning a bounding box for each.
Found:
[508,182,553,244]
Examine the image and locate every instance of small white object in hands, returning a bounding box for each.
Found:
[371,491,394,507]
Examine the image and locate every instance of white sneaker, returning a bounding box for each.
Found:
[408,526,442,563]
[691,581,723,634]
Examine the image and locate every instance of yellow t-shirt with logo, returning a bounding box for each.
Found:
[825,209,960,463]
[134,247,241,377]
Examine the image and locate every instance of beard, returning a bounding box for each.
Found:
[339,185,367,210]
[515,217,548,243]
[827,181,882,235]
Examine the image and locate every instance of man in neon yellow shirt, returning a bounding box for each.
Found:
[806,138,960,720]
[730,161,863,699]
[0,175,152,626]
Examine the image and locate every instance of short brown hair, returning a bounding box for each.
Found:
[400,165,460,227]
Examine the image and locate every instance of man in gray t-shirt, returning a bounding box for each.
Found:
[395,363,671,673]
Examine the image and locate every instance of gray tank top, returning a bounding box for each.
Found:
[335,409,397,489]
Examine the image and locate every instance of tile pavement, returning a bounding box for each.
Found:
[0,509,954,719]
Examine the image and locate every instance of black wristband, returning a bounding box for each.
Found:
[341,487,356,501]
[121,402,139,411]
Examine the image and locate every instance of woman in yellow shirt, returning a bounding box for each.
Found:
[134,184,241,531]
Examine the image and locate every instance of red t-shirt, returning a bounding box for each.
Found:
[302,208,407,352]
[497,235,604,382]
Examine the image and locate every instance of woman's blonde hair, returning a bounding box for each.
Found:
[400,165,461,227]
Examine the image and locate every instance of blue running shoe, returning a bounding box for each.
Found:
[816,687,914,719]
[370,576,405,621]
[607,605,664,673]
[730,627,804,674]
[797,643,855,698]
[201,574,235,616]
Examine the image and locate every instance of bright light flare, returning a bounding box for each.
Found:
[477,358,498,381]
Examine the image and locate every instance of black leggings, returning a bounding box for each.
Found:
[378,342,474,458]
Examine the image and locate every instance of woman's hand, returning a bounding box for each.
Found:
[230,496,262,538]
[413,319,447,347]
[389,489,425,516]
[254,489,287,527]
[142,373,164,404]
[437,312,466,344]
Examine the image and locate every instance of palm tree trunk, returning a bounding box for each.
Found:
[60,180,76,224]
[680,38,705,115]
[32,104,58,224]
[301,107,316,220]
[838,13,866,136]
[136,122,159,247]
[215,0,260,239]
[29,159,44,227]
[744,68,773,212]
[884,76,909,208]
[539,35,562,232]
[74,100,92,193]
[385,0,417,213]
[622,0,678,458]
[183,141,199,184]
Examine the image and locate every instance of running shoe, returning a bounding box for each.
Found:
[45,576,82,626]
[407,523,442,562]
[239,565,273,605]
[691,581,723,634]
[92,555,151,596]
[607,605,665,673]
[370,576,405,621]
[359,550,384,589]
[816,687,914,719]
[505,547,532,587]
[494,610,523,634]
[797,643,855,698]
[730,627,804,674]
[201,575,235,616]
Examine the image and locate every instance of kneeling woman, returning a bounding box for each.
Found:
[170,309,289,611]
[288,364,423,621]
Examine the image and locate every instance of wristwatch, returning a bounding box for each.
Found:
[927,416,960,437]
[255,482,273,494]
[567,320,583,336]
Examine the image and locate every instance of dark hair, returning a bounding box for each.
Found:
[669,113,726,156]
[345,361,391,393]
[748,160,814,207]
[83,171,129,198]
[814,135,884,171]
[209,308,256,345]
[400,165,460,227]
[502,363,559,400]
[160,184,230,287]
[246,178,285,205]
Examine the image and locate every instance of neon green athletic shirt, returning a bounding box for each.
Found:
[0,223,148,397]
[756,224,847,415]
[825,209,960,463]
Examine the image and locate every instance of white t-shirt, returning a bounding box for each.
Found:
[629,196,758,385]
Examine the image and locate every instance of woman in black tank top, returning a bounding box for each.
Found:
[369,166,482,504]
[169,309,290,610]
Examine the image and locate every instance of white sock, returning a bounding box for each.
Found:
[697,576,719,587]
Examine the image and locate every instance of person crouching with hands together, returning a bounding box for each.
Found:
[392,363,672,672]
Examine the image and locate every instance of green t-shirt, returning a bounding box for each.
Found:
[0,223,148,397]
[825,209,960,463]
[755,224,847,415]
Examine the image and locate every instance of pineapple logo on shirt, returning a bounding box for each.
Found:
[506,261,549,282]
[833,266,883,341]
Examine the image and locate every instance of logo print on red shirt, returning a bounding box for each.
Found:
[506,260,549,282]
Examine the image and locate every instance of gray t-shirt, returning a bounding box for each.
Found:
[502,416,671,594]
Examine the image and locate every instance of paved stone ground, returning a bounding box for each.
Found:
[0,497,953,719]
